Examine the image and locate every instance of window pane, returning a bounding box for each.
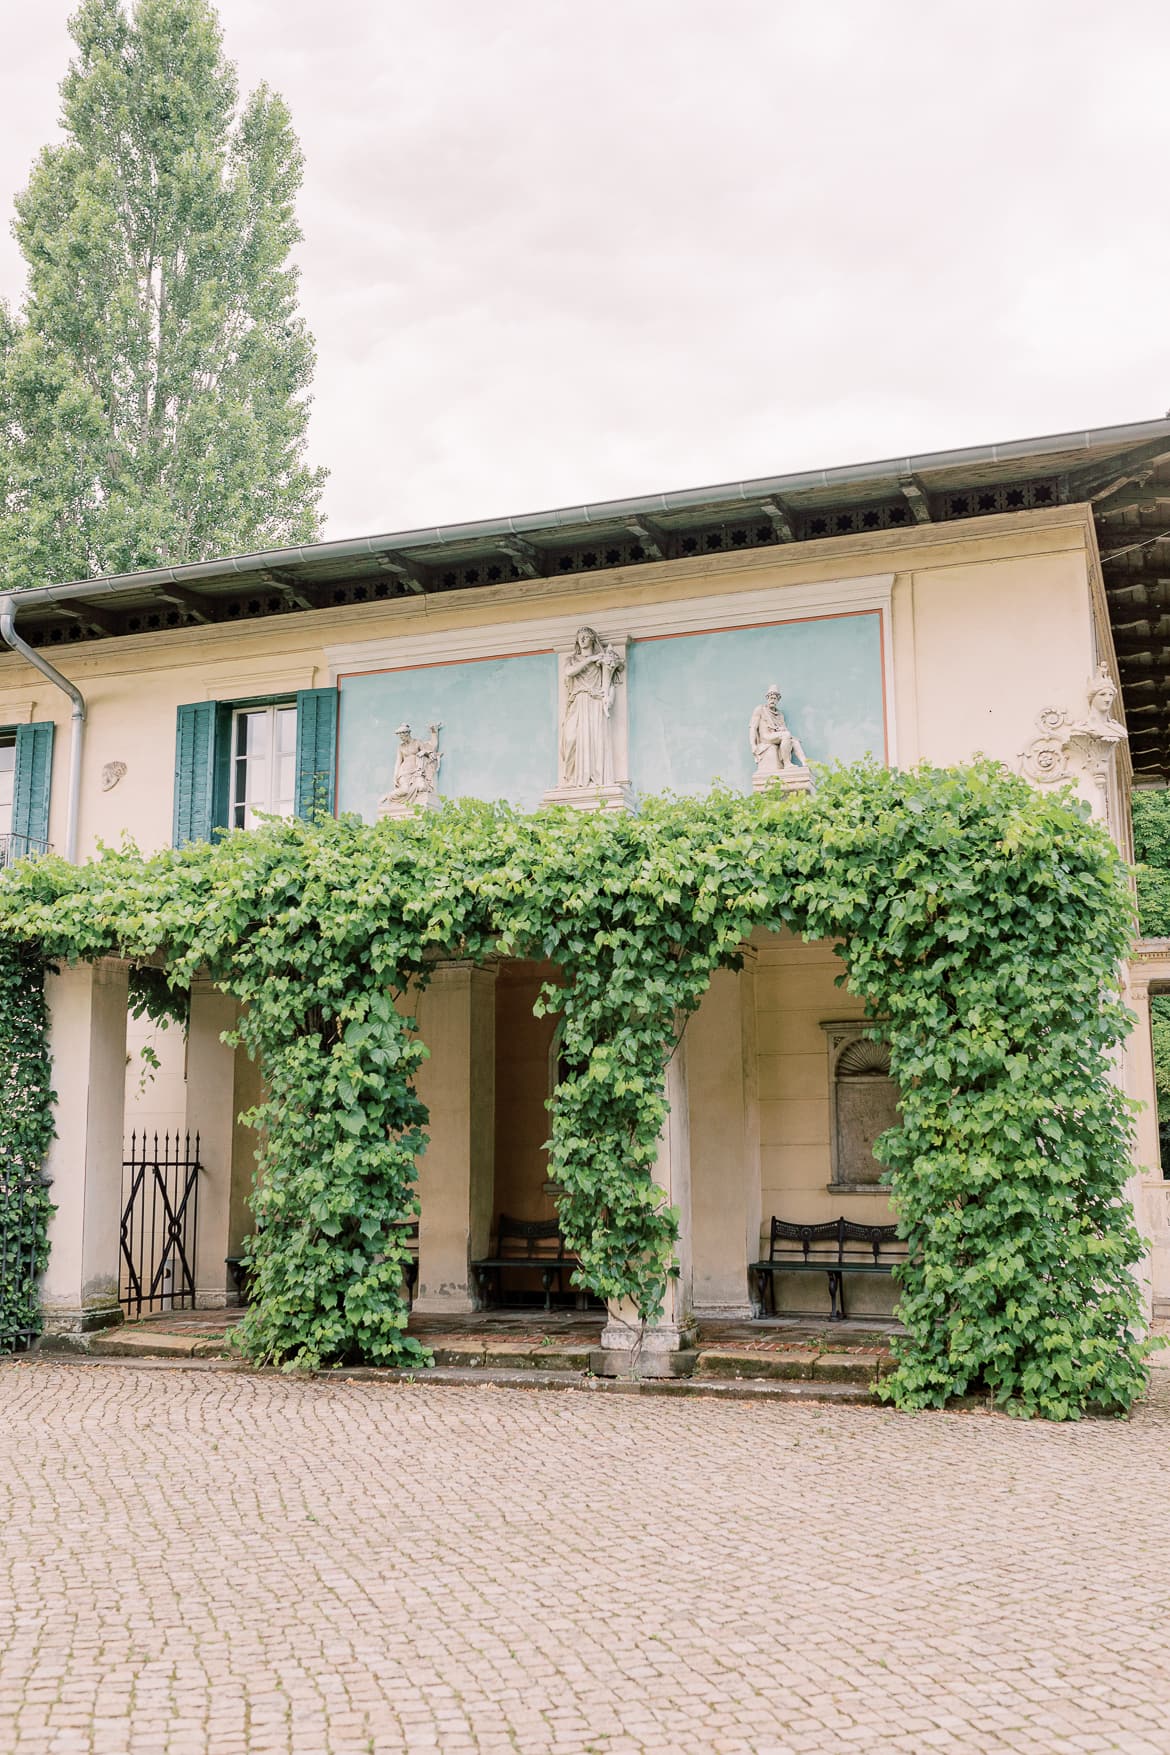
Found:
[245,711,269,759]
[231,705,296,829]
[276,707,297,755]
[274,708,297,815]
[0,741,13,838]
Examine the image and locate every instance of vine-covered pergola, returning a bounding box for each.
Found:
[0,760,1152,1417]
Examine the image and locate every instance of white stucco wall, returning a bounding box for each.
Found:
[0,501,1123,861]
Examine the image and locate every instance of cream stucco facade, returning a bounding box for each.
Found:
[4,498,1162,1347]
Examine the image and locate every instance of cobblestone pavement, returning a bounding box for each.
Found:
[3,1362,1170,1755]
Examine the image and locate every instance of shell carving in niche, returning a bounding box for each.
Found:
[836,1038,891,1077]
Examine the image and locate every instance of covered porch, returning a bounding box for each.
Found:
[37,925,907,1376]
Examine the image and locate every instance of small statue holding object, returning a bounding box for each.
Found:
[749,685,808,778]
[378,721,442,816]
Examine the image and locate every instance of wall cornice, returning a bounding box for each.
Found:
[0,503,1094,688]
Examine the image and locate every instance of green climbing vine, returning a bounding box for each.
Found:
[0,760,1151,1415]
[0,939,56,1351]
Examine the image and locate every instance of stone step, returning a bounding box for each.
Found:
[695,1346,890,1384]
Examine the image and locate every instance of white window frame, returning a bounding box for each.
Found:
[230,702,298,831]
[0,732,15,843]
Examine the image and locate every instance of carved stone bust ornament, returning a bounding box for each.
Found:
[1020,662,1128,821]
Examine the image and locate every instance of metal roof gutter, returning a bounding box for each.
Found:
[6,414,1170,612]
[0,595,86,862]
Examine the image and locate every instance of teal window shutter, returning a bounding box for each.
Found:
[211,702,234,832]
[11,721,55,853]
[294,689,337,819]
[173,702,218,846]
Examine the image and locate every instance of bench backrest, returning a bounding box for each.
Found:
[768,1218,842,1262]
[840,1218,906,1264]
[494,1215,568,1261]
[767,1215,906,1264]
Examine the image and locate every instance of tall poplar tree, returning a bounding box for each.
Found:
[0,0,325,588]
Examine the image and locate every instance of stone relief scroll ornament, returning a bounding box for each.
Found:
[1019,663,1127,816]
[377,721,442,818]
[560,626,625,788]
[100,760,127,792]
[749,685,812,794]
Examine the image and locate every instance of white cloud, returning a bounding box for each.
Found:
[2,0,1168,545]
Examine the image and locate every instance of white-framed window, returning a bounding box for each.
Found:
[231,703,297,831]
[0,734,15,840]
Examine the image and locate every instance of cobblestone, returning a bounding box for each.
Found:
[1,1361,1170,1753]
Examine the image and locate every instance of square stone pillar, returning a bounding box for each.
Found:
[593,1028,697,1378]
[688,957,760,1319]
[412,962,497,1313]
[39,958,129,1339]
[185,979,238,1308]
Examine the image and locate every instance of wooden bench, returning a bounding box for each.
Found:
[472,1216,579,1311]
[752,1215,907,1321]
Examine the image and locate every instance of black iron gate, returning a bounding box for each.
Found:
[120,1131,201,1317]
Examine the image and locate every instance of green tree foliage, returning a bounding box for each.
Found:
[1133,789,1170,937]
[1153,1001,1170,1128]
[0,0,324,588]
[1132,788,1170,1158]
[0,763,1150,1415]
[0,942,56,1351]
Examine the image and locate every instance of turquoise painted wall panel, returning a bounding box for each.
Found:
[627,613,885,795]
[337,653,558,819]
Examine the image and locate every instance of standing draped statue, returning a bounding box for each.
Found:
[560,627,625,788]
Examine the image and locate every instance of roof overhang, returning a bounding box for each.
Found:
[4,413,1170,778]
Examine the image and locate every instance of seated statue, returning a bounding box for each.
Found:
[750,685,808,777]
[378,721,442,816]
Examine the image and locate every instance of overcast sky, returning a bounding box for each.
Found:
[1,0,1168,542]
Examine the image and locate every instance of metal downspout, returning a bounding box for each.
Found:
[0,595,86,863]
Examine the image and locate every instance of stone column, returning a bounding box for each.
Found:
[592,1028,697,1378]
[1125,972,1161,1178]
[412,962,497,1313]
[185,979,238,1308]
[688,957,760,1319]
[39,958,129,1340]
